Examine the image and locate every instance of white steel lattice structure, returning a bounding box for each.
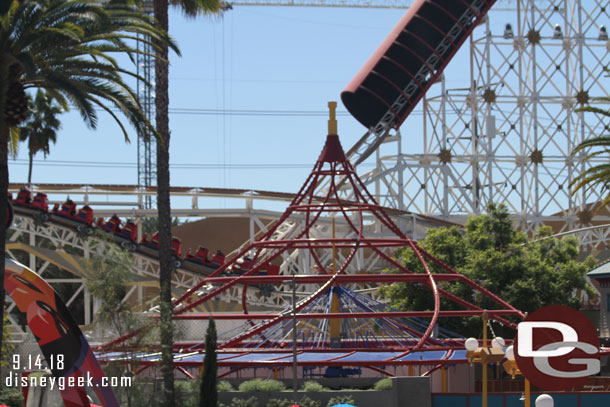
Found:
[356,0,610,248]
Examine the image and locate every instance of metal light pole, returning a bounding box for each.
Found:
[292,274,297,403]
[465,311,505,407]
[504,345,531,407]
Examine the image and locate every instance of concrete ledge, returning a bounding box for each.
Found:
[391,377,431,407]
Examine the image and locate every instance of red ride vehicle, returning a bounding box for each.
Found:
[96,215,138,251]
[31,193,49,213]
[211,250,226,265]
[97,214,121,234]
[229,256,280,277]
[183,247,225,275]
[11,187,50,222]
[138,232,183,267]
[53,198,76,217]
[13,187,32,206]
[51,198,93,234]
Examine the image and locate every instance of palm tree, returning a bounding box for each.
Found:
[0,0,178,376]
[570,98,610,209]
[19,90,63,185]
[151,1,219,405]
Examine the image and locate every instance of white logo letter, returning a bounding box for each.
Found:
[533,341,600,378]
[518,321,578,357]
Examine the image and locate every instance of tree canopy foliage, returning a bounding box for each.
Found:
[381,203,595,337]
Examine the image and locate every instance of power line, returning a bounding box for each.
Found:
[171,76,345,84]
[8,158,376,170]
[82,105,425,117]
[168,108,354,116]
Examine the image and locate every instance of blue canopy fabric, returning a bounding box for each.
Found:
[97,348,469,367]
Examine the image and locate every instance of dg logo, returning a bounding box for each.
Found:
[514,305,600,391]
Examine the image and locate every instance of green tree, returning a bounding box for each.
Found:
[19,90,63,185]
[1,315,14,369]
[199,317,218,407]
[381,203,595,337]
[0,0,177,378]
[0,386,23,407]
[86,241,154,407]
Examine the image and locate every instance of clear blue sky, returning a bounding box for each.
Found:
[8,6,429,195]
[11,3,551,205]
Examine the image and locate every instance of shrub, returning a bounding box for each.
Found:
[327,395,355,407]
[218,380,235,392]
[230,396,259,407]
[300,381,328,392]
[373,378,392,391]
[238,378,286,392]
[268,398,293,407]
[299,396,322,407]
[0,387,24,407]
[174,380,198,407]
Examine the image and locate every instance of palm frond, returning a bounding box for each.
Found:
[8,126,20,158]
[1,0,179,142]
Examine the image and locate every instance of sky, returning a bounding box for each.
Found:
[10,0,606,216]
[8,5,414,196]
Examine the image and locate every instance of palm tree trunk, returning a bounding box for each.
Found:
[0,121,10,379]
[28,151,33,186]
[153,0,175,405]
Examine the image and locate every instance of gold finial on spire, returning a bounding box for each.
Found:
[328,101,338,135]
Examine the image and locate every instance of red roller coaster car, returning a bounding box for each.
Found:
[139,232,183,267]
[96,215,138,251]
[11,187,50,222]
[51,198,93,234]
[229,256,279,276]
[183,246,226,275]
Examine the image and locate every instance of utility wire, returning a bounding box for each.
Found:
[84,105,424,117]
[8,159,376,170]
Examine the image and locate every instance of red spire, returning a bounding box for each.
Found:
[318,134,346,163]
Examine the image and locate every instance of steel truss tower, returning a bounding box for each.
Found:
[357,0,610,246]
[136,2,156,209]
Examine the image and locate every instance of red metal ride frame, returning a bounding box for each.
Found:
[159,133,524,354]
